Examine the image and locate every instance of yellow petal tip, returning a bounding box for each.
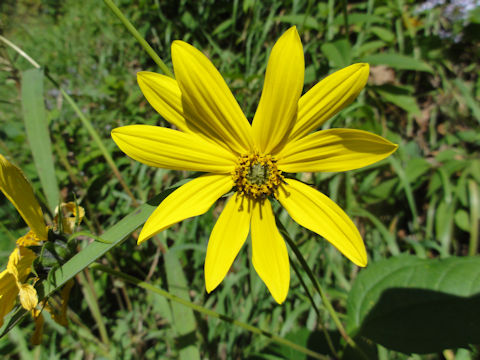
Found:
[137,228,151,245]
[171,40,187,52]
[137,234,148,246]
[272,293,287,304]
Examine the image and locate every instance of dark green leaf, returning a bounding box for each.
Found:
[347,256,480,354]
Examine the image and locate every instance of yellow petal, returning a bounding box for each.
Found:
[172,41,253,154]
[31,308,44,345]
[289,63,369,141]
[277,129,398,173]
[138,174,233,243]
[112,125,237,173]
[252,26,304,155]
[50,279,74,327]
[7,247,36,282]
[54,202,85,235]
[137,71,190,132]
[0,155,47,240]
[17,230,43,247]
[251,200,290,304]
[205,193,251,293]
[0,270,19,328]
[277,179,367,266]
[19,283,38,311]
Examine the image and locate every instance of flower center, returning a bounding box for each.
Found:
[232,153,284,199]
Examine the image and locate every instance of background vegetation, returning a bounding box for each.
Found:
[0,0,479,358]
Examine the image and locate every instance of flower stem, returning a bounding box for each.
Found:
[277,222,369,360]
[90,263,329,360]
[102,0,174,78]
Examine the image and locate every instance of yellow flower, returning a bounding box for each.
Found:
[112,27,397,303]
[0,154,48,326]
[0,155,81,340]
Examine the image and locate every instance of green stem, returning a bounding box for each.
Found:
[0,35,138,206]
[91,263,329,360]
[67,231,113,244]
[390,156,419,232]
[277,223,369,360]
[102,0,174,78]
[342,0,349,37]
[77,270,110,347]
[56,85,138,206]
[468,180,479,256]
[0,35,41,68]
[290,260,338,357]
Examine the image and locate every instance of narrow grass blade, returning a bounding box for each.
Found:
[0,186,176,338]
[102,0,173,78]
[454,79,480,123]
[21,68,59,213]
[77,271,110,347]
[276,221,370,360]
[0,35,138,206]
[164,250,201,359]
[468,180,479,256]
[92,264,329,360]
[389,156,419,232]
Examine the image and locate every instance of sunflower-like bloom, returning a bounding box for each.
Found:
[0,155,81,342]
[112,27,397,303]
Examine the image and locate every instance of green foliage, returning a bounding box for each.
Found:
[347,256,480,354]
[0,0,479,359]
[21,68,59,213]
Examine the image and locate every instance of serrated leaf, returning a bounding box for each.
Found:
[360,53,433,73]
[347,255,480,354]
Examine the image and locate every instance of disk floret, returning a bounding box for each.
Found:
[233,153,284,199]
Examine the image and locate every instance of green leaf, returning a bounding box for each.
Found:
[320,39,352,68]
[334,13,387,26]
[165,250,201,360]
[275,15,319,30]
[369,26,395,42]
[454,209,470,232]
[0,186,177,338]
[347,255,480,354]
[355,40,386,57]
[21,68,59,213]
[404,158,431,184]
[360,53,433,73]
[375,84,421,115]
[454,79,480,123]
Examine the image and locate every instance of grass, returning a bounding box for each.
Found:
[0,0,479,359]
